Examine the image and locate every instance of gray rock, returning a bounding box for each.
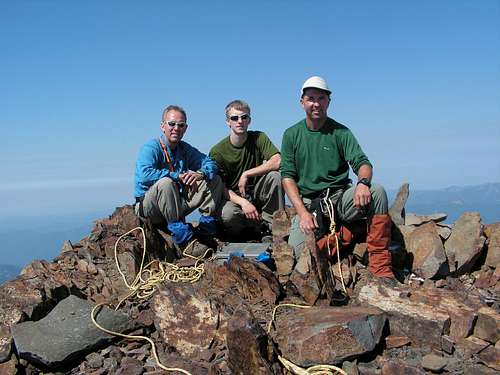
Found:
[11,295,136,369]
[389,183,409,226]
[421,353,448,372]
[406,222,449,279]
[436,223,452,240]
[484,223,500,268]
[0,325,12,363]
[405,213,447,226]
[272,306,386,366]
[444,212,485,275]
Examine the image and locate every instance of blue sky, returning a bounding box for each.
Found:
[1,0,499,219]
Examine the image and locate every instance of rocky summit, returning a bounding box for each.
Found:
[0,184,499,374]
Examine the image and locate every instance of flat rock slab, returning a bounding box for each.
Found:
[421,353,448,372]
[357,280,479,348]
[405,213,447,226]
[11,295,135,368]
[272,306,386,366]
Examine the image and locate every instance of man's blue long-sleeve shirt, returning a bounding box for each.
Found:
[134,135,218,198]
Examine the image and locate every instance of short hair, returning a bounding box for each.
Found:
[225,100,251,118]
[162,105,187,122]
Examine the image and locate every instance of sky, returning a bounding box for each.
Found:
[1,0,499,220]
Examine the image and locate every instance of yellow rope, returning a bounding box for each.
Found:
[266,304,347,375]
[322,198,347,295]
[90,303,192,375]
[91,226,216,375]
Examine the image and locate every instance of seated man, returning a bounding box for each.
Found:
[134,105,224,255]
[210,100,284,240]
[281,76,394,279]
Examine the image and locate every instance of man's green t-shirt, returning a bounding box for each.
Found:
[280,118,372,198]
[210,131,279,192]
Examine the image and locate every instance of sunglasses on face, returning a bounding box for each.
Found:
[228,114,250,122]
[165,121,187,129]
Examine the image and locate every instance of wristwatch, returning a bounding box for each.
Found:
[196,170,206,180]
[357,178,371,188]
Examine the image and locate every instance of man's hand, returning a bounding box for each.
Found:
[353,184,372,209]
[241,199,261,221]
[298,210,318,234]
[238,172,249,197]
[179,171,203,190]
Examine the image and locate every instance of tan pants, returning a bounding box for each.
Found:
[219,171,284,237]
[136,175,225,224]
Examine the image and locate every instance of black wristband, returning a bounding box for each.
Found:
[357,178,371,188]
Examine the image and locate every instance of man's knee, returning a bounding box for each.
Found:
[155,177,177,194]
[370,184,388,213]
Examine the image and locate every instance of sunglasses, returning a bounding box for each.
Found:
[229,114,250,122]
[165,121,187,129]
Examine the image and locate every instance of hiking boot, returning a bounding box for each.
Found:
[180,238,213,258]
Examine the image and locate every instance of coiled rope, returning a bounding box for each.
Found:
[91,225,214,375]
[266,304,347,375]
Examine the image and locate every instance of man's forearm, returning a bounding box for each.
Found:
[227,189,248,206]
[282,177,308,216]
[357,164,373,181]
[243,153,281,179]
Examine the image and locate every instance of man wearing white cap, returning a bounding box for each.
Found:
[280,76,395,279]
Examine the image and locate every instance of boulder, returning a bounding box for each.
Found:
[406,222,449,279]
[226,309,278,375]
[444,212,485,275]
[152,257,281,359]
[478,345,500,371]
[357,280,479,347]
[484,223,500,268]
[388,183,409,225]
[152,283,223,359]
[455,336,490,359]
[11,295,136,369]
[272,306,386,366]
[473,306,500,343]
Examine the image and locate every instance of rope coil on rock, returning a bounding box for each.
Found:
[91,225,215,375]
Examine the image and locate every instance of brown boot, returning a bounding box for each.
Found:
[366,214,394,278]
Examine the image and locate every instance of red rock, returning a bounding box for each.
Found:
[474,306,500,343]
[226,309,276,375]
[384,335,411,349]
[381,360,426,375]
[478,345,500,371]
[456,336,490,359]
[272,306,386,366]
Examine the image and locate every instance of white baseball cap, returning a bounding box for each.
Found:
[301,76,332,95]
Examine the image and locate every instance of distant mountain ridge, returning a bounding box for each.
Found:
[388,182,500,224]
[0,183,498,269]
